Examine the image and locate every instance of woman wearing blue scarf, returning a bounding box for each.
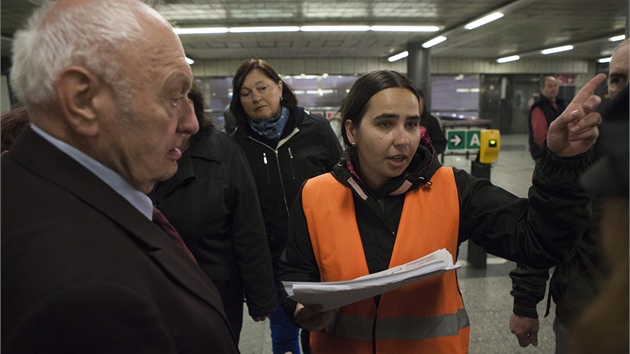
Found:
[230,59,342,354]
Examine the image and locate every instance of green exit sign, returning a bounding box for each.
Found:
[446,129,481,151]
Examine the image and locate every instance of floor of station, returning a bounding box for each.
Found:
[239,134,558,354]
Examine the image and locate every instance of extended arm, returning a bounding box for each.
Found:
[509,264,551,347]
[460,74,606,267]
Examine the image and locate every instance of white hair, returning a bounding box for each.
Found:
[10,0,148,108]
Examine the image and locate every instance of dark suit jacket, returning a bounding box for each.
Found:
[1,128,240,354]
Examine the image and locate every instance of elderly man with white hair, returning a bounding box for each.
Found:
[1,0,239,352]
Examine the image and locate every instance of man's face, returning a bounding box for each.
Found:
[96,13,198,193]
[608,41,629,99]
[540,77,559,100]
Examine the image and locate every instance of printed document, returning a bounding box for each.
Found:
[282,248,459,311]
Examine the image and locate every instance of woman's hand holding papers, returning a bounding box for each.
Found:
[294,303,336,332]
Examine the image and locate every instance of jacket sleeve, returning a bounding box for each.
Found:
[509,263,550,318]
[229,144,278,317]
[277,188,321,324]
[457,143,595,268]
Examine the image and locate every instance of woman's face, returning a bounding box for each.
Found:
[345,87,421,191]
[239,69,283,122]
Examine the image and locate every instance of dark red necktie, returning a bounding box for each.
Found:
[152,207,197,263]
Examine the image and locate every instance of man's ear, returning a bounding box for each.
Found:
[55,66,103,136]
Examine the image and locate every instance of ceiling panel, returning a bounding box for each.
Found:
[1,0,627,62]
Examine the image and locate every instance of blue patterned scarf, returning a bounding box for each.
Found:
[247,106,289,140]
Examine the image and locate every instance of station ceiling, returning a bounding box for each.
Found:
[1,0,627,63]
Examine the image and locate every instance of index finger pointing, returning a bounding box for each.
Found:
[569,73,607,108]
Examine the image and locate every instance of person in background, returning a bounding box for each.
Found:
[508,38,629,354]
[2,0,238,352]
[278,69,604,353]
[149,82,277,342]
[570,83,629,354]
[230,58,342,354]
[528,75,567,160]
[1,105,29,154]
[418,89,447,155]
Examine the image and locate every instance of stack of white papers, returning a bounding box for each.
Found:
[282,248,459,311]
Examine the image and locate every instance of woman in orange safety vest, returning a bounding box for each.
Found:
[278,70,606,354]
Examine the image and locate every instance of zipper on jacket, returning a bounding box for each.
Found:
[249,136,293,216]
[263,152,270,184]
[288,147,296,180]
[376,198,385,214]
[273,150,291,215]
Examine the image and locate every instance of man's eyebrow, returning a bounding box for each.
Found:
[165,73,191,89]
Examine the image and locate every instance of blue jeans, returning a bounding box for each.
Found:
[269,304,301,354]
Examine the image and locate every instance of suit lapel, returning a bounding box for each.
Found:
[9,129,229,316]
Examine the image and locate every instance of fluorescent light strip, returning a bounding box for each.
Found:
[464,12,504,30]
[387,51,409,62]
[174,25,440,35]
[371,26,439,32]
[229,26,299,33]
[173,27,228,34]
[497,55,520,63]
[301,26,369,32]
[185,57,194,65]
[422,36,447,48]
[609,35,626,42]
[598,57,612,63]
[541,45,573,55]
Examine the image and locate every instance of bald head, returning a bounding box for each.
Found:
[10,0,175,111]
[540,76,560,102]
[608,39,629,99]
[10,0,196,192]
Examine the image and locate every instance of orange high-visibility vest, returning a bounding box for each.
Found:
[301,167,470,354]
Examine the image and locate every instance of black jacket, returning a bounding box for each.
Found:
[510,193,608,326]
[279,139,595,320]
[149,130,277,320]
[233,106,342,272]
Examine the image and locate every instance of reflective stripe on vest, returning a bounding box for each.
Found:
[302,167,470,354]
[331,307,470,341]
